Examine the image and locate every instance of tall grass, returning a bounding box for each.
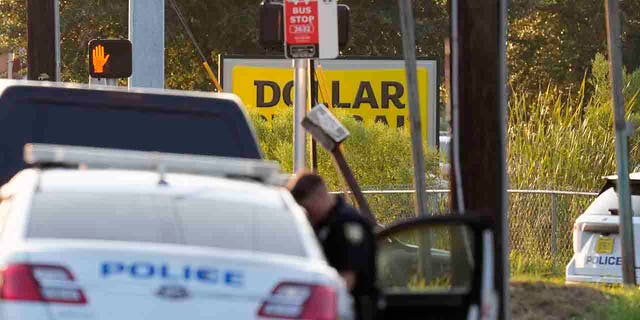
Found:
[247,54,640,276]
[508,54,640,273]
[249,108,442,225]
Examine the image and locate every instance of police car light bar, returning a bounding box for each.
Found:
[24,144,284,185]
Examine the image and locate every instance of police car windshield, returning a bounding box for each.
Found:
[26,191,306,257]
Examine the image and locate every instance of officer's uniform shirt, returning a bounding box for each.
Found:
[314,196,377,319]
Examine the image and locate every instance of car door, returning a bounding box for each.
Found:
[375,215,495,320]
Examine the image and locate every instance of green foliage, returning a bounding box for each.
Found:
[598,286,640,320]
[0,0,25,52]
[0,0,448,90]
[508,55,640,265]
[59,0,127,83]
[250,108,440,224]
[510,251,565,277]
[508,0,608,92]
[4,0,640,95]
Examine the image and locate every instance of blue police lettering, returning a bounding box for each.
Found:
[100,262,243,287]
[585,256,622,266]
[184,266,192,280]
[196,268,218,283]
[131,262,155,278]
[101,261,125,276]
[160,264,179,280]
[225,270,243,287]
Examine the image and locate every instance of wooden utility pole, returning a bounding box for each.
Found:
[605,0,636,286]
[26,0,58,81]
[450,0,509,318]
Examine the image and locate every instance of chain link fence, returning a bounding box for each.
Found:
[334,188,599,263]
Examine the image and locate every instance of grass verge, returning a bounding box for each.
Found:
[511,275,640,319]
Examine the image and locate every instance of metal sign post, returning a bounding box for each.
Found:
[284,0,339,172]
[293,59,309,172]
[605,0,637,286]
[302,104,376,224]
[398,0,428,218]
[129,0,164,88]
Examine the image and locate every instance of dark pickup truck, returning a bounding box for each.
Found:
[0,80,262,185]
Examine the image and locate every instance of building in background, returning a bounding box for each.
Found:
[0,49,25,79]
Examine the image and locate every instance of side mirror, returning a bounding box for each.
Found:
[376,215,495,320]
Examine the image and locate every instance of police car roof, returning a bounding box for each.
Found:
[0,80,262,186]
[5,168,286,208]
[602,172,640,181]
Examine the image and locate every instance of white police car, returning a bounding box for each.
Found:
[566,173,640,284]
[0,144,354,319]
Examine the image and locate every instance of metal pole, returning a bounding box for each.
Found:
[605,0,637,286]
[398,0,428,218]
[310,60,319,172]
[293,59,309,172]
[129,0,164,88]
[54,0,60,81]
[551,193,557,255]
[88,77,107,86]
[332,148,376,225]
[7,52,13,79]
[167,0,222,92]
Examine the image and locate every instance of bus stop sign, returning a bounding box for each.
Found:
[284,0,338,59]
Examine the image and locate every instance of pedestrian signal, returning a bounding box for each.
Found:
[88,39,132,78]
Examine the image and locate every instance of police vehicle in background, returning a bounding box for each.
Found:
[0,81,500,319]
[566,173,640,284]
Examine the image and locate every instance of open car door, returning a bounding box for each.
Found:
[376,215,497,320]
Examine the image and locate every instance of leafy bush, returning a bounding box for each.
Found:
[249,108,441,224]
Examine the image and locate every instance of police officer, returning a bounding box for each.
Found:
[288,172,377,320]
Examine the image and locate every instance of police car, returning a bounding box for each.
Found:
[566,173,640,284]
[0,144,354,319]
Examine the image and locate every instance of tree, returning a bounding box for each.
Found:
[2,0,639,96]
[508,0,607,92]
[0,0,449,90]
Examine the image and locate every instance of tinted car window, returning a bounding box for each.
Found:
[0,85,262,186]
[27,192,306,257]
[28,192,177,243]
[175,196,306,257]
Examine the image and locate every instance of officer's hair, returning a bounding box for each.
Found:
[287,171,327,203]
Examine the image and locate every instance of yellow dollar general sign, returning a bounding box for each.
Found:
[220,58,438,146]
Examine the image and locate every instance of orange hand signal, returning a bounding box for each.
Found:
[92,44,110,74]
